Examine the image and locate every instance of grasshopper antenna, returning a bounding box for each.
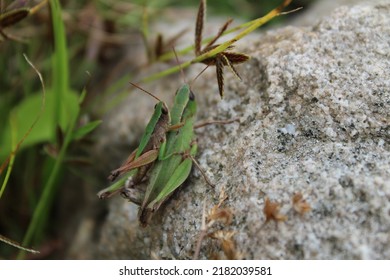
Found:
[190,65,209,88]
[129,82,162,103]
[171,46,208,88]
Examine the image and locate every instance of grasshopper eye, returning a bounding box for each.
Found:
[161,107,168,114]
[189,91,195,100]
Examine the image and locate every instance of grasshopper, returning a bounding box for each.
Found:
[100,81,237,226]
[122,82,236,227]
[99,69,237,226]
[132,84,199,226]
[97,84,190,199]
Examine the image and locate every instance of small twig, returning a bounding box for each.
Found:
[29,0,49,15]
[279,6,303,15]
[0,234,40,254]
[193,200,208,260]
[193,202,235,259]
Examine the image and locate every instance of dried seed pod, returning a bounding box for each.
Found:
[208,206,233,225]
[209,230,243,260]
[194,0,249,98]
[292,193,311,215]
[263,197,287,222]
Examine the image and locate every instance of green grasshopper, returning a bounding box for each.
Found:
[98,83,209,225]
[97,84,190,199]
[123,83,235,227]
[129,84,199,226]
[99,74,237,226]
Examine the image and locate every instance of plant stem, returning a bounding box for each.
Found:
[157,0,292,63]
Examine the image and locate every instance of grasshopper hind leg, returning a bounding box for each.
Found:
[121,187,145,205]
[120,174,148,205]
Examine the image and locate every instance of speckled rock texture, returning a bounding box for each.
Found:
[76,2,390,259]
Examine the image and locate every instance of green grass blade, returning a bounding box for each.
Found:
[18,0,73,259]
[71,120,102,141]
[51,0,69,131]
[0,113,17,200]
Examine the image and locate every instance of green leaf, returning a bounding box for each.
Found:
[78,86,87,104]
[0,89,79,160]
[71,120,102,141]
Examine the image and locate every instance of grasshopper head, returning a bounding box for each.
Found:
[189,90,195,100]
[175,84,191,101]
[170,84,196,125]
[162,101,170,125]
[154,101,170,128]
[174,84,196,105]
[155,101,169,115]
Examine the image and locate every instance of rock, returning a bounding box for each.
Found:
[291,0,386,26]
[81,1,390,259]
